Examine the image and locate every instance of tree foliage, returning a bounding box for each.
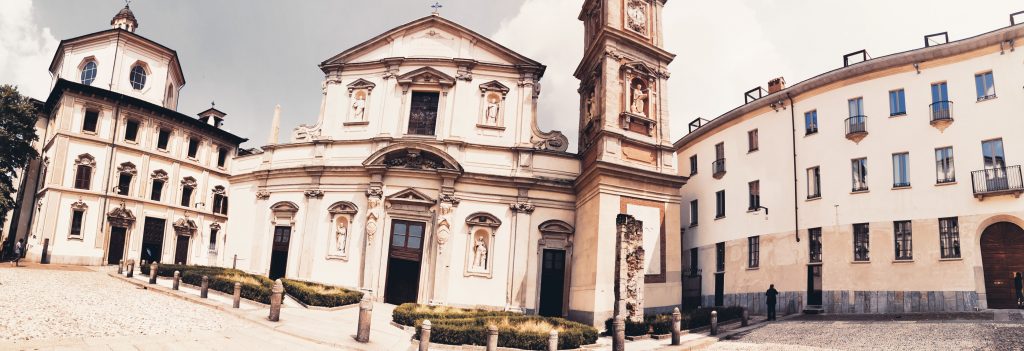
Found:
[0,85,40,219]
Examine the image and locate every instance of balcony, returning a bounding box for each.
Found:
[845,115,867,143]
[712,158,726,179]
[929,101,954,130]
[972,165,1024,199]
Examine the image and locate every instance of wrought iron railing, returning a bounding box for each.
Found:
[712,158,726,177]
[845,115,867,136]
[972,165,1024,195]
[929,101,953,122]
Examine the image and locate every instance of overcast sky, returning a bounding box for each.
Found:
[2,0,1021,150]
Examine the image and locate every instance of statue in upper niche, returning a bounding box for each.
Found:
[472,234,488,270]
[626,1,647,34]
[631,83,648,116]
[352,92,367,121]
[485,95,500,124]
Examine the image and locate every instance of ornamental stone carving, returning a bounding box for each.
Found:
[117,162,137,175]
[438,194,461,207]
[71,199,88,211]
[106,202,136,228]
[509,201,536,214]
[173,217,198,236]
[615,214,646,323]
[255,190,270,200]
[304,189,325,199]
[625,0,648,35]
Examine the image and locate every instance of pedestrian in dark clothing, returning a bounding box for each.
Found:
[1015,272,1023,308]
[12,239,23,267]
[766,284,779,321]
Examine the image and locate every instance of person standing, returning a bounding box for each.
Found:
[12,239,24,267]
[765,284,779,321]
[1015,272,1023,308]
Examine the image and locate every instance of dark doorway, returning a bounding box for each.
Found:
[384,220,425,305]
[807,265,823,306]
[107,226,127,265]
[140,217,165,263]
[174,235,190,265]
[269,226,291,280]
[981,222,1024,309]
[538,249,566,317]
[714,273,724,307]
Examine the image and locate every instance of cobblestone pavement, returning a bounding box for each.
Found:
[707,313,1024,351]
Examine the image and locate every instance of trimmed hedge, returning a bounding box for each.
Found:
[602,306,747,336]
[281,279,362,308]
[416,316,598,350]
[602,318,650,336]
[392,303,520,326]
[647,314,673,335]
[684,306,744,329]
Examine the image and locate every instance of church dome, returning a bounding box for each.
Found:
[110,5,139,32]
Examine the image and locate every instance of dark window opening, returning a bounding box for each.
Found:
[748,236,760,268]
[151,180,164,201]
[212,193,228,215]
[180,186,194,207]
[217,147,228,168]
[83,110,99,133]
[894,220,913,260]
[809,228,822,263]
[939,217,961,259]
[748,180,760,210]
[715,242,725,272]
[116,173,132,196]
[689,199,698,226]
[209,229,218,251]
[715,190,725,219]
[70,210,85,236]
[124,120,140,142]
[187,137,199,158]
[408,92,440,135]
[157,129,171,150]
[74,165,92,190]
[853,223,870,261]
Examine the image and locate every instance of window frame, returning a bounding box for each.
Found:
[151,179,165,201]
[888,89,907,116]
[809,227,822,263]
[975,71,996,101]
[407,91,441,136]
[714,190,725,219]
[748,180,760,211]
[74,164,93,190]
[689,199,698,227]
[80,60,98,86]
[82,109,100,134]
[804,110,818,135]
[715,242,725,272]
[935,146,956,184]
[748,236,760,268]
[892,152,910,188]
[156,128,171,151]
[689,155,698,175]
[853,223,870,261]
[893,220,913,261]
[807,166,821,199]
[851,158,869,192]
[209,227,219,252]
[129,64,147,90]
[123,119,140,143]
[217,146,229,168]
[747,129,759,152]
[186,136,200,159]
[69,209,86,238]
[939,217,961,259]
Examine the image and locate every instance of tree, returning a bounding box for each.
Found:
[0,85,40,243]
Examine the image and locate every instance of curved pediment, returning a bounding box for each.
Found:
[539,220,574,235]
[466,212,502,228]
[328,201,358,215]
[270,201,299,213]
[363,143,463,173]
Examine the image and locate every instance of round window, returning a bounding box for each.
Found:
[80,61,97,86]
[129,65,147,90]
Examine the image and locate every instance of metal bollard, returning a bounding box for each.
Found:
[486,324,498,351]
[612,316,625,351]
[232,282,241,308]
[418,320,431,351]
[172,271,180,290]
[356,295,372,342]
[710,311,719,336]
[117,259,124,274]
[741,309,749,327]
[547,329,558,351]
[268,279,283,322]
[126,261,134,278]
[200,275,209,298]
[149,263,158,284]
[671,307,682,345]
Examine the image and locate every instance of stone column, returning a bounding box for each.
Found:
[614,214,645,322]
[671,307,682,345]
[297,188,324,278]
[356,295,373,342]
[486,324,498,351]
[200,275,209,298]
[418,320,431,351]
[612,316,625,351]
[172,271,180,290]
[232,282,242,308]
[360,184,383,295]
[148,263,158,284]
[269,279,284,321]
[547,329,558,351]
[507,198,534,311]
[430,192,459,305]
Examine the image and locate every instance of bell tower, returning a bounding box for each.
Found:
[570,0,685,326]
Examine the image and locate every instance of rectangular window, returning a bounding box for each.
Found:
[116,173,132,196]
[851,158,868,192]
[70,210,85,237]
[853,223,870,261]
[747,129,759,152]
[688,247,698,275]
[217,147,228,168]
[848,97,864,117]
[889,89,906,116]
[715,190,725,219]
[935,147,955,183]
[187,137,199,158]
[939,217,961,259]
[408,91,440,135]
[982,139,1006,170]
[892,153,910,188]
[83,110,99,133]
[809,228,822,263]
[212,194,228,215]
[689,155,697,175]
[715,142,724,160]
[807,166,821,199]
[715,242,725,272]
[713,142,725,175]
[74,165,92,190]
[975,71,996,101]
[804,110,818,135]
[151,179,164,201]
[124,119,140,142]
[748,180,760,210]
[209,229,218,252]
[689,199,698,226]
[157,128,171,150]
[894,220,913,260]
[180,186,194,207]
[748,236,760,268]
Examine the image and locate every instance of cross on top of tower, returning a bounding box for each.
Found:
[430,2,443,15]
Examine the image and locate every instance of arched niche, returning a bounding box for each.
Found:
[464,212,502,278]
[327,201,358,259]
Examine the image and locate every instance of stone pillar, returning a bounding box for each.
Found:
[355,295,372,342]
[507,197,534,311]
[486,324,498,351]
[710,311,718,336]
[269,279,283,321]
[233,282,242,308]
[614,214,645,323]
[741,309,749,327]
[547,329,558,351]
[297,188,324,278]
[360,185,383,295]
[148,263,158,284]
[418,320,431,351]
[671,307,682,345]
[126,260,134,278]
[200,275,210,298]
[612,316,625,351]
[430,193,459,305]
[172,271,180,290]
[117,259,124,274]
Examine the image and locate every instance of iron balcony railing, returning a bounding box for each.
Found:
[852,183,869,192]
[845,115,867,136]
[972,165,1024,195]
[712,158,726,177]
[929,101,954,122]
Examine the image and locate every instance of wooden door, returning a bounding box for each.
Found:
[807,265,823,306]
[538,249,566,317]
[107,227,127,265]
[981,222,1024,309]
[384,220,425,305]
[140,217,165,263]
[174,235,190,265]
[714,273,725,307]
[269,226,291,280]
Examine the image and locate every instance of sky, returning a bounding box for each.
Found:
[1,0,1021,150]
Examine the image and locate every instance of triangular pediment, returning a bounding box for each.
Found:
[346,78,376,92]
[622,61,657,77]
[478,80,510,95]
[397,66,456,87]
[387,188,435,205]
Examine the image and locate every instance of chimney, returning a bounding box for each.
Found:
[768,77,786,94]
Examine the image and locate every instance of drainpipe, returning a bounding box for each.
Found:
[787,92,800,242]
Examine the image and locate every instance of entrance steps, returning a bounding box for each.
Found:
[802,305,824,314]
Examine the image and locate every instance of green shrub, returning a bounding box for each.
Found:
[683,306,745,329]
[281,279,362,308]
[417,316,598,350]
[180,271,273,304]
[392,303,520,326]
[647,314,673,335]
[602,318,650,336]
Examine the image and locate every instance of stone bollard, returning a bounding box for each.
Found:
[268,279,284,322]
[126,260,134,278]
[612,316,625,351]
[710,311,719,336]
[148,263,158,284]
[172,271,180,290]
[117,259,124,274]
[741,309,749,327]
[200,275,210,298]
[671,307,682,345]
[232,282,241,308]
[140,260,147,273]
[547,329,558,351]
[486,324,498,351]
[355,295,372,342]
[418,320,431,351]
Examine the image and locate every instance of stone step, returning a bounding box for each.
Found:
[802,305,824,314]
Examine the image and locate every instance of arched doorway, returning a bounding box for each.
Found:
[981,222,1024,309]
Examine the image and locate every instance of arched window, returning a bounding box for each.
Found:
[73,154,96,190]
[130,65,147,90]
[81,61,97,86]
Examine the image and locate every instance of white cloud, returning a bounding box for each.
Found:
[0,0,58,100]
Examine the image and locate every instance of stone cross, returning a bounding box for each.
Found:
[355,295,372,342]
[418,320,431,351]
[232,282,242,308]
[430,2,442,15]
[200,275,210,298]
[269,279,284,322]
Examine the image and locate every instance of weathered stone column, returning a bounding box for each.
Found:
[355,295,372,342]
[269,279,283,321]
[486,324,498,351]
[507,198,534,311]
[126,260,134,278]
[232,282,241,308]
[430,193,459,305]
[360,186,383,295]
[172,271,180,290]
[741,309,749,327]
[547,329,558,351]
[671,307,682,345]
[148,263,158,284]
[612,316,625,351]
[297,188,325,278]
[117,259,124,274]
[418,320,431,351]
[710,311,718,336]
[200,275,210,298]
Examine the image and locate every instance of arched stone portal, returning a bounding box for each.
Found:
[981,222,1024,309]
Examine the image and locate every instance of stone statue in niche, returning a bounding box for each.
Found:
[584,93,596,123]
[626,0,647,34]
[485,94,500,125]
[471,233,488,270]
[351,90,367,121]
[335,217,348,254]
[631,82,648,116]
